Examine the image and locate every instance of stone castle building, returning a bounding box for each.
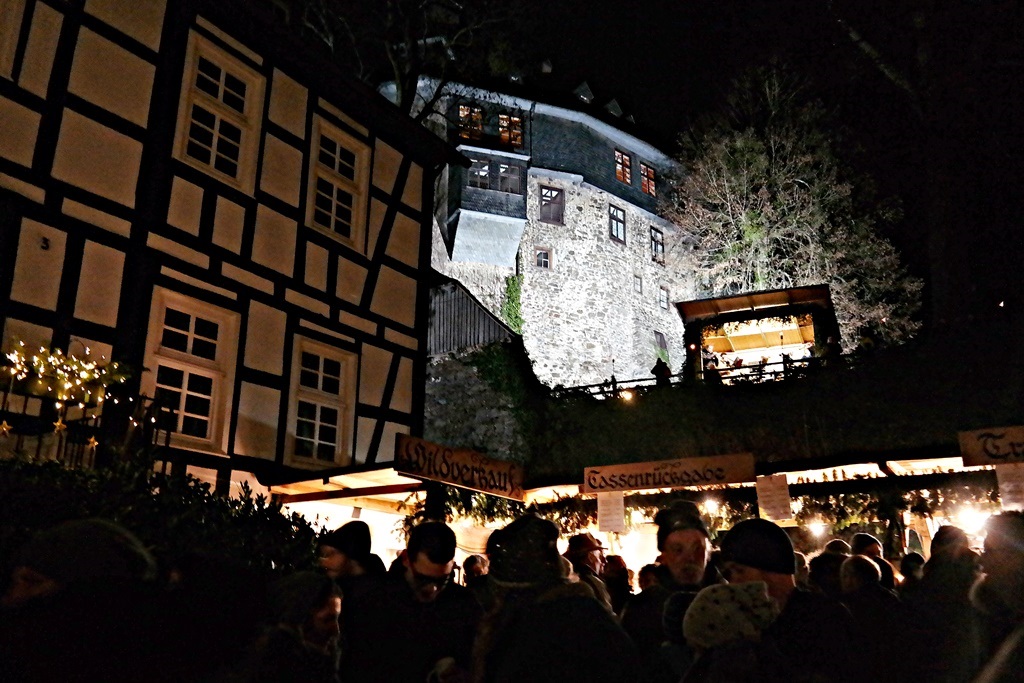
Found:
[398,81,697,388]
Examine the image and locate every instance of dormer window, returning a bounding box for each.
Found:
[615,150,631,184]
[458,104,483,139]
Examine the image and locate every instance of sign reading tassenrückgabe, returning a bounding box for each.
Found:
[394,434,525,501]
[959,426,1024,467]
[582,453,756,494]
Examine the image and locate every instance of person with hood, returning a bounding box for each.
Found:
[473,513,640,683]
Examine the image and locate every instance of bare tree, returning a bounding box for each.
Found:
[664,66,922,349]
[298,0,538,123]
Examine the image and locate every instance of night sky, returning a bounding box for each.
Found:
[524,0,1024,331]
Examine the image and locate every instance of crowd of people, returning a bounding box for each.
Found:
[2,504,1024,683]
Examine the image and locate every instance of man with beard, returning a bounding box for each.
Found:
[972,512,1024,683]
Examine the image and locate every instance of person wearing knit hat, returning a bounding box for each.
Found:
[3,518,156,606]
[718,518,857,683]
[653,500,712,590]
[319,520,373,580]
[683,582,780,652]
[473,514,641,683]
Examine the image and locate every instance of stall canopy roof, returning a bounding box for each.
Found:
[676,285,833,324]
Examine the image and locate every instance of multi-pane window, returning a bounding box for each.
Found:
[468,158,490,189]
[615,149,632,184]
[499,114,523,146]
[499,164,521,194]
[659,287,670,310]
[153,308,221,440]
[176,35,263,189]
[294,351,343,461]
[651,227,665,263]
[308,120,368,251]
[539,186,564,224]
[312,133,358,238]
[609,205,626,243]
[641,163,656,196]
[535,248,551,269]
[458,104,483,139]
[634,275,643,294]
[291,343,355,465]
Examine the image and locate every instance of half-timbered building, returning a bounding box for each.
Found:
[0,0,461,494]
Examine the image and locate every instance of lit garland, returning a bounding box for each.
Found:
[3,341,130,406]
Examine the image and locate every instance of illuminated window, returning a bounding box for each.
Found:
[174,33,264,191]
[615,149,632,184]
[458,104,483,139]
[609,205,626,243]
[535,247,551,269]
[499,164,521,194]
[659,286,670,309]
[499,113,523,146]
[289,340,356,465]
[539,186,564,224]
[651,227,665,263]
[307,118,370,251]
[142,289,238,453]
[641,163,656,196]
[468,158,490,189]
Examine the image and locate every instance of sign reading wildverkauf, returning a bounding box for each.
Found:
[582,453,756,494]
[959,426,1024,466]
[395,434,525,501]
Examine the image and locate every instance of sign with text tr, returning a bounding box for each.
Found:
[959,426,1024,467]
[395,434,525,501]
[582,453,756,494]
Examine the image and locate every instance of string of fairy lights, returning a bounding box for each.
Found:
[0,341,132,445]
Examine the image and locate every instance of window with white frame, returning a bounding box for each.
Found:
[0,0,26,80]
[641,163,656,196]
[651,227,665,263]
[634,274,643,294]
[289,340,356,465]
[535,247,551,270]
[609,205,626,243]
[499,163,521,194]
[174,33,264,191]
[539,186,564,224]
[143,289,238,452]
[307,118,370,251]
[659,286,670,310]
[468,158,490,189]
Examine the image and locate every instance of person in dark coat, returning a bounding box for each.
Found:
[473,513,640,683]
[719,518,858,683]
[340,521,481,683]
[839,555,905,682]
[972,512,1024,683]
[563,532,613,612]
[0,518,171,683]
[903,524,985,683]
[620,501,718,683]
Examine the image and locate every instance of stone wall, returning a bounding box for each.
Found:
[517,171,695,387]
[422,351,527,463]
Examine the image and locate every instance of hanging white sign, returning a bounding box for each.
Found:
[597,491,626,534]
[756,474,793,521]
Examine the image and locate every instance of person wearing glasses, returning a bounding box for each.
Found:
[341,521,482,682]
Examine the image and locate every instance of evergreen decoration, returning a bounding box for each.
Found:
[0,454,319,575]
[500,274,524,334]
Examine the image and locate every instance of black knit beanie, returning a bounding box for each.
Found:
[655,501,710,551]
[320,521,372,566]
[719,518,795,575]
